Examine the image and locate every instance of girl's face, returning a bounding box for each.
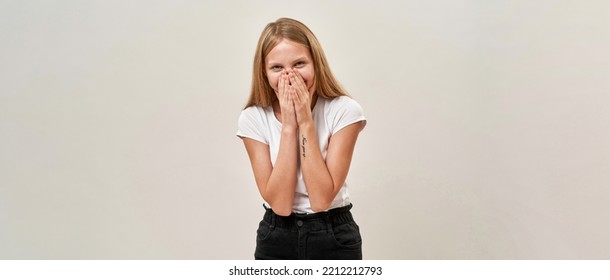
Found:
[265,39,316,97]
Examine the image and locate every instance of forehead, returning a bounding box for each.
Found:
[266,39,311,64]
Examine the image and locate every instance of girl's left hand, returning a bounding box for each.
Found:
[289,69,314,127]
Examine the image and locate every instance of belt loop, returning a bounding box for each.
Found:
[270,213,276,229]
[269,208,276,229]
[324,212,333,233]
[263,204,276,229]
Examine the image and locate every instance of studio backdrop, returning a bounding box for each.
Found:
[1,0,609,259]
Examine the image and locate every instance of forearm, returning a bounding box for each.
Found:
[299,122,336,212]
[264,127,298,216]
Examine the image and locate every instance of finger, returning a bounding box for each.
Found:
[285,81,292,103]
[292,81,308,107]
[288,86,296,108]
[289,72,307,97]
[279,74,284,90]
[280,74,289,97]
[277,74,285,96]
[289,86,297,106]
[287,84,294,98]
[291,70,307,91]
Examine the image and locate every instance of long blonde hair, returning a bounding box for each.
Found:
[245,18,348,108]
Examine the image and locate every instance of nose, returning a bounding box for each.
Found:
[289,68,302,77]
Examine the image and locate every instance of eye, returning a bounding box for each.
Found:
[269,65,283,72]
[294,61,306,68]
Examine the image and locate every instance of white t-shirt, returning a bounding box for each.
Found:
[237,96,366,213]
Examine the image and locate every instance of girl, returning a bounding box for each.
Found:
[237,18,366,260]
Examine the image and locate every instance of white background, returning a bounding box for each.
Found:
[1,0,609,259]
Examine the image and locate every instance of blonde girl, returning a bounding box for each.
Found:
[237,18,366,260]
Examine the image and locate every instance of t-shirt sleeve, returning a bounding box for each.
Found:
[236,107,268,144]
[330,97,367,135]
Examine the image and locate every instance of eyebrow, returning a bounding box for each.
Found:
[267,56,309,65]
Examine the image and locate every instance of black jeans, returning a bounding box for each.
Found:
[254,204,363,260]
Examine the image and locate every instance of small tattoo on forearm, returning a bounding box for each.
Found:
[301,136,307,157]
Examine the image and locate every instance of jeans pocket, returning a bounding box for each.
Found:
[331,222,362,248]
[256,220,274,241]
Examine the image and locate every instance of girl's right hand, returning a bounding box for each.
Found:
[277,70,298,128]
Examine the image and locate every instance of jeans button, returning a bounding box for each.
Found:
[296,220,303,227]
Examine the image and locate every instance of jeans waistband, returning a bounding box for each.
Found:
[263,204,355,229]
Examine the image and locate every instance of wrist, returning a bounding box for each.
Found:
[298,120,314,130]
[281,125,297,134]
